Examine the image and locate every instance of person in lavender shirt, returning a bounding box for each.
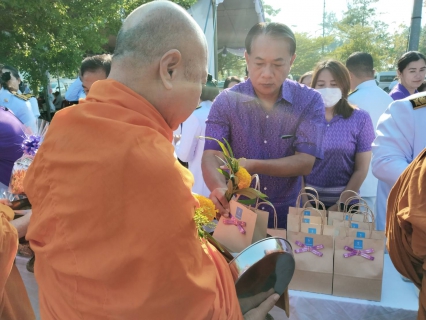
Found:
[202,22,325,229]
[389,51,426,100]
[303,60,375,211]
[0,106,25,189]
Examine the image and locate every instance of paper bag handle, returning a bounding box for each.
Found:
[340,196,367,213]
[295,192,320,209]
[256,201,278,229]
[344,204,375,238]
[337,190,360,212]
[298,186,319,199]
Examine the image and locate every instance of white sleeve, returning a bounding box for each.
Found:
[29,97,40,118]
[175,114,201,162]
[371,100,414,187]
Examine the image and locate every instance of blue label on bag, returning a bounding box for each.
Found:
[345,215,349,221]
[305,237,314,246]
[235,207,243,220]
[354,240,363,250]
[357,231,366,238]
[303,218,310,223]
[308,228,317,234]
[304,210,311,216]
[351,223,359,228]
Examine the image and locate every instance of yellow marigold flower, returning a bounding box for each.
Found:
[235,166,251,189]
[194,194,217,222]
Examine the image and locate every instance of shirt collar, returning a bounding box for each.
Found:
[396,83,416,95]
[355,79,377,90]
[239,79,293,105]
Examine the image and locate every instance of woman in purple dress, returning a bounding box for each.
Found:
[389,51,426,100]
[303,60,375,211]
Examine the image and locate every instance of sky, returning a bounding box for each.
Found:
[264,0,425,35]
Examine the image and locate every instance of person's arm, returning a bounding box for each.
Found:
[10,212,32,239]
[242,152,315,177]
[372,100,413,187]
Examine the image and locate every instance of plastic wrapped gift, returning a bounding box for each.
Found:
[9,120,49,195]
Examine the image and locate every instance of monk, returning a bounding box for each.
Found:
[24,2,279,319]
[387,148,426,320]
[0,201,35,320]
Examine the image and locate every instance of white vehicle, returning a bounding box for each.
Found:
[375,71,397,92]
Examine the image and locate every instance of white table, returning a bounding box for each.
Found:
[270,254,418,320]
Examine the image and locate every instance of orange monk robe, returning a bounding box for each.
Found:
[387,148,426,320]
[0,206,35,320]
[24,79,243,320]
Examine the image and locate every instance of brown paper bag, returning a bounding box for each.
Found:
[327,191,368,225]
[287,207,334,294]
[213,200,269,253]
[333,211,385,301]
[334,203,376,235]
[287,195,325,233]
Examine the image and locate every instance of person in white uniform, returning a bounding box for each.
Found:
[0,66,37,132]
[372,92,426,231]
[175,80,219,197]
[346,52,393,222]
[1,65,40,118]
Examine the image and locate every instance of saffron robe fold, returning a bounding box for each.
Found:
[24,80,243,319]
[0,207,35,320]
[387,148,426,320]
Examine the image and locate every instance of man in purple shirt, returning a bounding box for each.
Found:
[0,107,24,188]
[202,22,325,228]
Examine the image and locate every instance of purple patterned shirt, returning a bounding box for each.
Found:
[389,83,416,100]
[204,79,325,228]
[305,108,375,207]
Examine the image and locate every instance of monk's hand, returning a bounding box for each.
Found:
[239,288,280,320]
[210,187,230,218]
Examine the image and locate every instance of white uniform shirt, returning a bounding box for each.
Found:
[0,87,36,132]
[175,100,212,197]
[372,92,426,230]
[17,89,40,118]
[348,80,393,198]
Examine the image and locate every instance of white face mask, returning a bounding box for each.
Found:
[316,88,342,108]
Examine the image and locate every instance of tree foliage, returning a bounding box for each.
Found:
[0,0,197,89]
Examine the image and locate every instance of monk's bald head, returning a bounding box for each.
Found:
[113,1,205,71]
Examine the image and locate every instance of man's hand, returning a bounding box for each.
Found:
[239,289,280,320]
[210,187,230,218]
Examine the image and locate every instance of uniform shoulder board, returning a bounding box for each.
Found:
[11,91,30,101]
[348,89,358,96]
[195,105,202,110]
[23,93,35,99]
[409,96,426,110]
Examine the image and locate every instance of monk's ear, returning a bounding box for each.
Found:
[159,49,182,90]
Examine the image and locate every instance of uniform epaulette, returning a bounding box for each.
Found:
[195,105,201,110]
[348,89,358,96]
[23,93,35,99]
[409,95,426,110]
[11,91,30,101]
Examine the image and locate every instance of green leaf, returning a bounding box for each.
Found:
[238,199,257,206]
[217,168,230,179]
[223,138,234,158]
[204,137,230,158]
[234,188,269,199]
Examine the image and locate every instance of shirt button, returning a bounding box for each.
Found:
[264,140,267,144]
[262,207,265,210]
[266,115,269,119]
[327,124,330,127]
[264,187,267,191]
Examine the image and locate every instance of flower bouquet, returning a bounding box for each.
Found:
[9,120,49,195]
[205,137,273,253]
